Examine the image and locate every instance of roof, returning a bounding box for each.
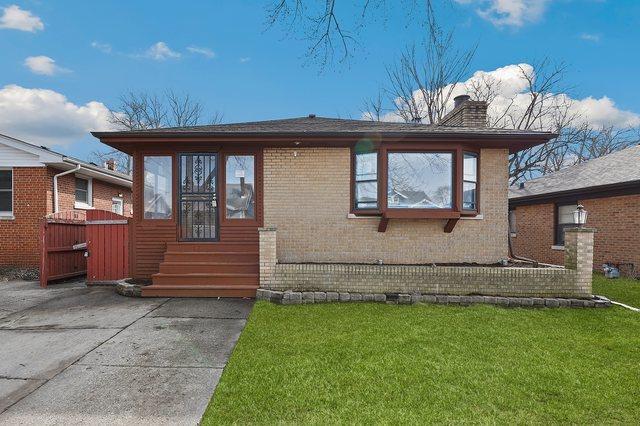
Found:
[509,144,640,201]
[0,132,132,187]
[92,115,555,139]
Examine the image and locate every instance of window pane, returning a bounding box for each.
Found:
[144,156,172,219]
[0,192,11,212]
[75,178,88,191]
[355,152,377,181]
[0,170,11,190]
[112,199,123,215]
[463,181,476,210]
[226,155,255,219]
[463,153,477,182]
[558,204,577,224]
[387,152,453,209]
[356,181,378,209]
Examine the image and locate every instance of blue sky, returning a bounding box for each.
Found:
[0,0,639,161]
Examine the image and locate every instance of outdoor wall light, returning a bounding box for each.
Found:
[573,204,588,227]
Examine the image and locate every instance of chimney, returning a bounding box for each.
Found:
[438,94,488,128]
[105,158,117,171]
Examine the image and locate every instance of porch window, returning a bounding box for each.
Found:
[354,151,378,210]
[144,156,172,219]
[555,203,578,245]
[387,152,453,209]
[225,155,255,219]
[463,152,478,211]
[0,169,12,216]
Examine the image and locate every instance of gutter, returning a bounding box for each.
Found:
[53,164,81,213]
[62,158,132,187]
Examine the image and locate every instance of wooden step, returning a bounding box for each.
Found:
[152,272,258,286]
[166,242,258,252]
[159,262,259,274]
[163,251,259,263]
[142,284,258,298]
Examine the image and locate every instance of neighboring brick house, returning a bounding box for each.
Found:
[509,144,640,276]
[92,95,592,299]
[0,133,132,274]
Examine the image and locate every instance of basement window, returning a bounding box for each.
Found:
[0,169,12,217]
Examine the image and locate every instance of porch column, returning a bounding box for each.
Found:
[258,227,277,289]
[564,227,595,297]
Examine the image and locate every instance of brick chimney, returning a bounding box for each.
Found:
[438,95,488,128]
[105,158,117,171]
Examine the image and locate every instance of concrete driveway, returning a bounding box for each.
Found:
[0,280,253,425]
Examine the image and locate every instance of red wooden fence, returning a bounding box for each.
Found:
[39,210,129,287]
[39,210,87,287]
[86,210,129,283]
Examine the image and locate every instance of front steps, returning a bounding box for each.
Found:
[144,242,259,297]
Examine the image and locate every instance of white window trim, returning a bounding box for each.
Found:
[0,167,13,218]
[111,197,124,215]
[551,245,565,251]
[74,176,93,210]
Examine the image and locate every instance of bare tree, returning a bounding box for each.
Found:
[266,0,437,68]
[90,91,223,175]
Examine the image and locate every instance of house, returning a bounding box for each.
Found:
[0,133,133,277]
[509,144,640,277]
[93,96,600,299]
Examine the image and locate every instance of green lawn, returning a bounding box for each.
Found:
[203,276,640,425]
[593,273,640,307]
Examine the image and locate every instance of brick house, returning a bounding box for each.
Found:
[509,144,640,276]
[92,96,603,299]
[0,133,132,275]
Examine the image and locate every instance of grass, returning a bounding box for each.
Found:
[593,273,640,307]
[203,276,640,425]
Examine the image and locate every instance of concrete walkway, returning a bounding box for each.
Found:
[0,280,253,425]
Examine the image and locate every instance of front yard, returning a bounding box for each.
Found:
[203,275,640,424]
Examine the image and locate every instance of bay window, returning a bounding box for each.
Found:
[350,146,480,217]
[387,152,453,209]
[353,151,378,210]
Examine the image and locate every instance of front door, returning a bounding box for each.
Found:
[179,153,218,241]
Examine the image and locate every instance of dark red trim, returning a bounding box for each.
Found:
[444,218,459,233]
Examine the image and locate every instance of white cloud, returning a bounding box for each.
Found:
[0,5,44,32]
[142,42,181,60]
[0,84,114,147]
[24,56,69,75]
[239,57,251,63]
[456,0,550,28]
[91,41,112,53]
[187,46,215,58]
[580,33,600,42]
[366,63,640,129]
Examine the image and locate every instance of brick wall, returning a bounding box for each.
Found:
[0,166,132,270]
[0,167,48,268]
[263,147,509,264]
[258,227,594,299]
[511,194,640,273]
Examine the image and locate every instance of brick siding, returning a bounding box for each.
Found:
[0,166,131,269]
[511,194,640,274]
[263,147,509,264]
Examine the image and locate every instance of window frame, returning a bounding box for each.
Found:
[74,176,93,209]
[555,202,578,246]
[0,168,13,217]
[351,149,381,215]
[350,144,480,219]
[142,154,174,221]
[219,150,262,227]
[462,151,479,213]
[111,197,124,215]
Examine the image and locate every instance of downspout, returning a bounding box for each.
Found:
[53,164,81,213]
[508,227,538,265]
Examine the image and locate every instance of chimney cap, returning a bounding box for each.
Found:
[519,182,525,189]
[454,95,471,108]
[308,113,316,119]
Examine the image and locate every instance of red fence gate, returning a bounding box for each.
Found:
[40,210,87,287]
[39,210,129,287]
[86,210,129,283]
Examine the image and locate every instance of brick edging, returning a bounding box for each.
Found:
[257,289,612,308]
